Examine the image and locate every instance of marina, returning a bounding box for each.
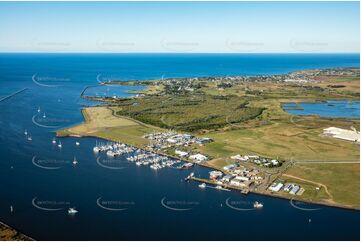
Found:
[93,141,188,171]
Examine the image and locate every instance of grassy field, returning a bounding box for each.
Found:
[57,107,163,146]
[280,163,360,209]
[198,99,359,163]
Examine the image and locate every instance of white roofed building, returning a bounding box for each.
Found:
[323,127,360,143]
[189,154,208,162]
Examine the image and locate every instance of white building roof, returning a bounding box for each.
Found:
[323,127,360,142]
[190,154,208,161]
[269,183,283,192]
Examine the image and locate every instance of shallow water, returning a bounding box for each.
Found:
[0,53,359,240]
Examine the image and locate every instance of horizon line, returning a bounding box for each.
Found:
[0,52,360,55]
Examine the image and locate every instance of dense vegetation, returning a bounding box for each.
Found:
[115,94,264,132]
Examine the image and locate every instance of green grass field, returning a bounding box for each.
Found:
[281,163,360,209]
[198,99,359,163]
[57,107,163,146]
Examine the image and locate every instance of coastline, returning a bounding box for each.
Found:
[0,221,34,241]
[57,107,360,211]
[191,177,359,211]
[57,68,360,211]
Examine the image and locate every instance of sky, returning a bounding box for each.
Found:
[0,1,359,53]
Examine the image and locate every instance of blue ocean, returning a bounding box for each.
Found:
[0,53,359,240]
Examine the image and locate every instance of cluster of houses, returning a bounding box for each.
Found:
[144,132,212,147]
[208,164,263,190]
[154,69,336,91]
[290,67,357,80]
[230,154,282,168]
[143,132,211,163]
[268,182,303,195]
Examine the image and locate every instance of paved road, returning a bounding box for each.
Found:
[294,160,359,164]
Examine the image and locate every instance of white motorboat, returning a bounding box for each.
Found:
[58,141,62,148]
[253,201,263,209]
[24,130,28,135]
[73,157,78,165]
[43,112,46,118]
[27,135,32,141]
[199,183,206,188]
[37,107,41,113]
[68,207,78,215]
[52,138,56,144]
[75,141,80,146]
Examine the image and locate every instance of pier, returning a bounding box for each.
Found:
[0,88,28,103]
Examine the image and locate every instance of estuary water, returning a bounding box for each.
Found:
[0,53,359,240]
[283,100,360,118]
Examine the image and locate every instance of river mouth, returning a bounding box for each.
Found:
[0,53,360,241]
[282,100,360,119]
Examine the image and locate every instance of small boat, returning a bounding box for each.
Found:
[199,183,206,188]
[68,207,78,215]
[253,201,263,209]
[52,138,56,144]
[135,161,142,166]
[24,130,28,135]
[10,205,13,213]
[27,135,32,141]
[180,163,194,169]
[43,112,46,118]
[185,172,195,181]
[75,141,80,146]
[106,150,115,157]
[73,156,78,165]
[57,141,62,148]
[215,185,223,190]
[37,107,41,113]
[93,147,100,153]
